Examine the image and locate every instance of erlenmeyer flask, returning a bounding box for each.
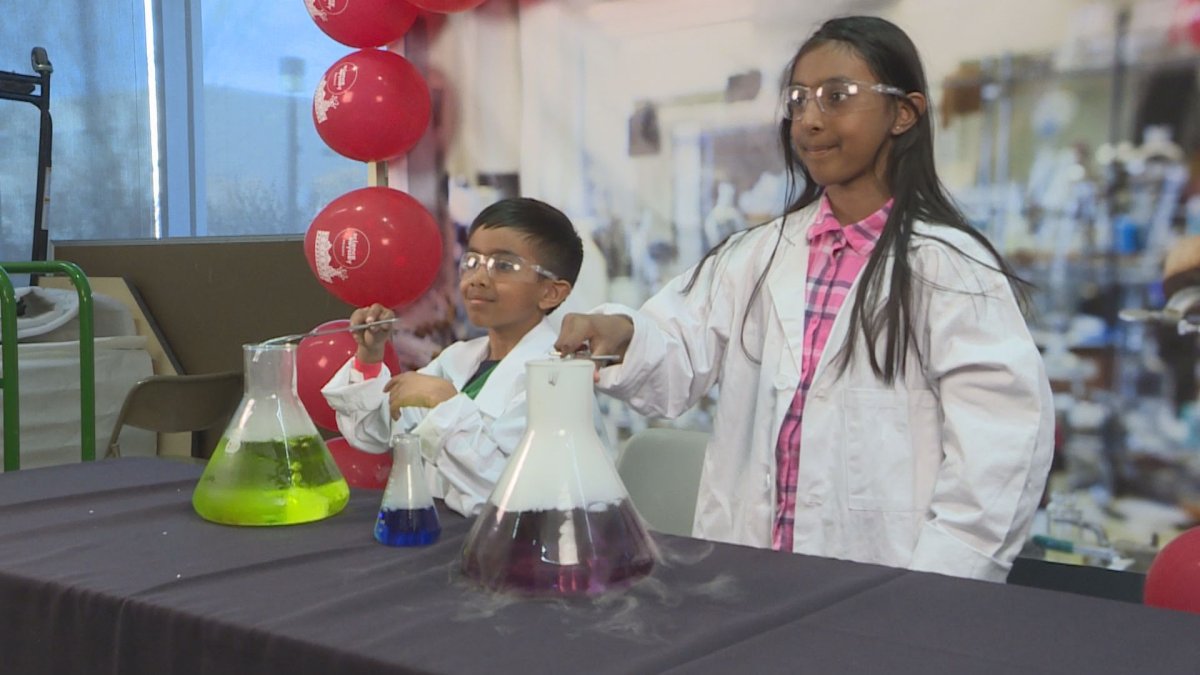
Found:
[193,343,349,526]
[375,432,441,546]
[461,358,657,596]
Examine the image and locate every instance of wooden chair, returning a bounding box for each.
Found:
[106,371,243,459]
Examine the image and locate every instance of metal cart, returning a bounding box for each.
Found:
[0,47,53,262]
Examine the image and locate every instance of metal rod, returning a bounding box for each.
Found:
[549,349,622,363]
[260,317,400,346]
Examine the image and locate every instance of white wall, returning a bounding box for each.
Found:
[882,0,1108,92]
[435,0,1177,275]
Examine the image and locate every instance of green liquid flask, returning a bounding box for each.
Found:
[193,343,349,526]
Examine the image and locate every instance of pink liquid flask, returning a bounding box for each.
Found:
[460,358,657,596]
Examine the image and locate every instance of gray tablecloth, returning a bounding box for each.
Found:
[1,458,1197,674]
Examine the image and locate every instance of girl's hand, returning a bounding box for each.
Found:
[555,313,634,380]
[351,303,395,364]
[384,373,457,418]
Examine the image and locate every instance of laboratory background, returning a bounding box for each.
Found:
[4,0,1200,605]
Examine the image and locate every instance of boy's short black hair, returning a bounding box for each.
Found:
[468,197,584,288]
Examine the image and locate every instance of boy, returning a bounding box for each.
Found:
[322,197,607,516]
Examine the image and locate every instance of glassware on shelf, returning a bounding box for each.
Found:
[375,432,441,546]
[460,358,657,596]
[193,343,349,526]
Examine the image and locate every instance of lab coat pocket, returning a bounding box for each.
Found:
[843,389,920,512]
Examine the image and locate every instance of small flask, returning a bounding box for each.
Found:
[375,432,441,546]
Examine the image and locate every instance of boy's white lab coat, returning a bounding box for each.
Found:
[322,317,612,517]
[596,204,1053,582]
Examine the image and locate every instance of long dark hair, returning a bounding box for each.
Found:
[686,15,1028,383]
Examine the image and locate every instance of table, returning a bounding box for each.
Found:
[1,458,1197,674]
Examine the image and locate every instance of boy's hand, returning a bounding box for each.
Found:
[384,373,458,418]
[351,303,395,364]
[555,313,634,380]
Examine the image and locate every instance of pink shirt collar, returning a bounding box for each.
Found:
[806,194,892,256]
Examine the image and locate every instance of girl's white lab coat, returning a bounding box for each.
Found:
[322,317,612,516]
[596,204,1054,582]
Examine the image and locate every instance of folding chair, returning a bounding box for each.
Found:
[617,427,709,537]
[106,371,243,459]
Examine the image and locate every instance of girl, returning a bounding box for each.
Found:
[556,16,1053,582]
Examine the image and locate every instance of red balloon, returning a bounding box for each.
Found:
[408,0,487,12]
[312,49,431,162]
[1144,527,1200,613]
[327,436,392,489]
[305,0,419,48]
[297,319,404,431]
[1169,0,1200,46]
[304,187,443,308]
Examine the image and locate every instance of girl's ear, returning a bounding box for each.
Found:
[892,92,927,136]
[539,279,572,312]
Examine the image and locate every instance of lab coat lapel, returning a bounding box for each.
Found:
[766,208,817,379]
[470,317,557,419]
[765,204,895,390]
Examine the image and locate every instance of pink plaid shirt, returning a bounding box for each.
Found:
[771,195,892,551]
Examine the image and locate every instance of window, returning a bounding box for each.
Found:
[0,0,369,257]
[0,1,153,260]
[198,0,363,237]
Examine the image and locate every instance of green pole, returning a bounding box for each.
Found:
[0,261,95,464]
[0,267,20,471]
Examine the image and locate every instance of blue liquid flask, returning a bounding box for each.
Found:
[374,433,441,546]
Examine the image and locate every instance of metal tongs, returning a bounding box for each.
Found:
[259,317,399,345]
[1119,286,1200,336]
[550,348,622,364]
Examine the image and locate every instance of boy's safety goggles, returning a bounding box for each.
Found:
[459,252,560,281]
